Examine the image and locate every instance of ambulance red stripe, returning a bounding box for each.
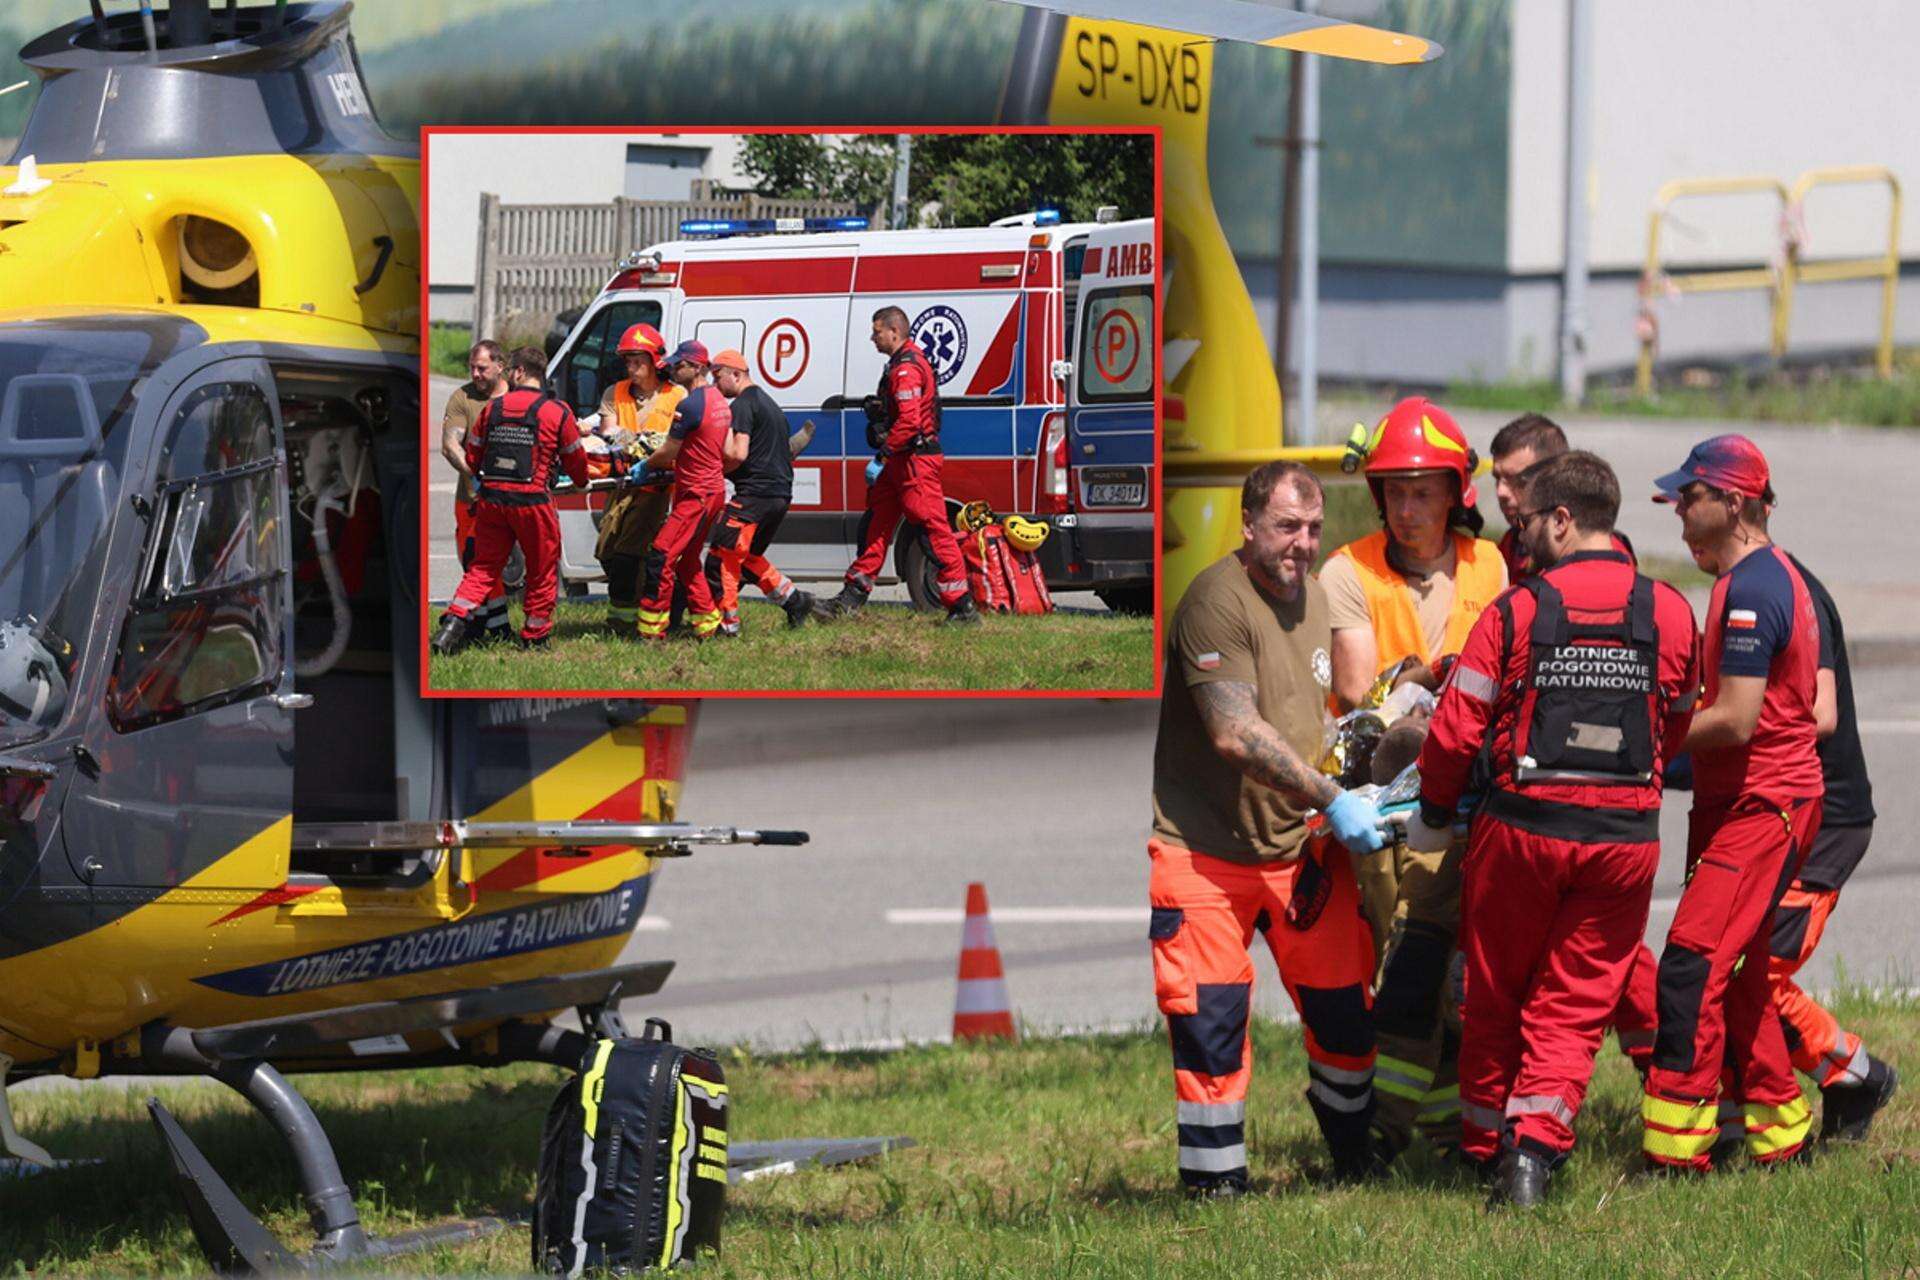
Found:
[675,256,855,297]
[853,252,1028,293]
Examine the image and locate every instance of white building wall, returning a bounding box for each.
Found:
[428,132,754,289]
[1510,0,1920,276]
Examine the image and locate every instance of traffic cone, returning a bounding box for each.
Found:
[952,882,1016,1042]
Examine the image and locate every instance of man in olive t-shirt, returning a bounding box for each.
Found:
[1148,461,1390,1198]
[442,339,513,639]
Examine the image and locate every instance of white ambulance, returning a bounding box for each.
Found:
[545,213,1157,612]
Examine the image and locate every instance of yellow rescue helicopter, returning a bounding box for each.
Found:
[0,3,893,1270]
[988,0,1443,604]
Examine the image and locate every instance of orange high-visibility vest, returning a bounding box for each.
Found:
[613,380,686,436]
[1331,529,1506,667]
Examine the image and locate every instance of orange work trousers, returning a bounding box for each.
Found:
[1148,836,1377,1188]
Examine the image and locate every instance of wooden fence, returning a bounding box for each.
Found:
[471,190,857,338]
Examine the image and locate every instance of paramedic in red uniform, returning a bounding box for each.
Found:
[1410,451,1699,1208]
[814,306,980,626]
[1484,413,1661,1069]
[441,338,513,640]
[431,346,588,653]
[1641,434,1823,1173]
[635,341,737,641]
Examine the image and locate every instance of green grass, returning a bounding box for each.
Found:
[427,598,1155,692]
[1441,350,1920,428]
[8,990,1918,1276]
[429,322,471,379]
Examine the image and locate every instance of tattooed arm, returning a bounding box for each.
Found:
[1192,680,1339,810]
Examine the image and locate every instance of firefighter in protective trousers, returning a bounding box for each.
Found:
[432,346,589,652]
[814,306,979,626]
[1411,452,1700,1208]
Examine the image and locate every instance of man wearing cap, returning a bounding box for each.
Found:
[593,323,684,634]
[441,339,515,642]
[1318,396,1508,1163]
[634,342,737,641]
[703,348,817,633]
[1642,434,1823,1172]
[814,305,980,627]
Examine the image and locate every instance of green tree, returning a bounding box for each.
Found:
[739,134,835,200]
[909,134,1153,227]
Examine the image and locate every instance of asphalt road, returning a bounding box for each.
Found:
[626,673,1920,1051]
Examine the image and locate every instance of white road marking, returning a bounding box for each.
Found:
[885,907,1149,925]
[1858,720,1920,735]
[428,482,458,494]
[632,917,670,931]
[428,553,462,563]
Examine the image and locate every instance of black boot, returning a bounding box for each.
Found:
[782,589,816,628]
[1486,1149,1551,1210]
[515,632,550,651]
[943,594,982,627]
[430,611,472,656]
[1182,1172,1248,1202]
[812,583,868,621]
[1822,1057,1899,1142]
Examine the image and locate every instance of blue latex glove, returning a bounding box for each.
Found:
[1323,788,1389,854]
[864,455,884,485]
[624,458,651,488]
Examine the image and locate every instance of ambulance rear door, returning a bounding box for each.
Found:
[673,246,852,580]
[1067,220,1155,515]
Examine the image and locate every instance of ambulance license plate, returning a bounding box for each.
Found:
[1082,467,1146,508]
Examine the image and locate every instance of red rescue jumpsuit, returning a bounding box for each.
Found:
[638,386,729,640]
[1418,550,1700,1166]
[446,386,587,642]
[844,340,969,606]
[1643,545,1824,1170]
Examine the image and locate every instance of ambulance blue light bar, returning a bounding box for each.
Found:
[1034,208,1063,225]
[677,216,871,237]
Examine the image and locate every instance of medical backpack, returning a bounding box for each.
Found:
[963,524,1054,616]
[532,1019,728,1274]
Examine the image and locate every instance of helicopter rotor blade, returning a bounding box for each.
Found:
[989,0,1442,64]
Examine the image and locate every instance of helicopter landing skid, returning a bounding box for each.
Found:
[148,1059,506,1273]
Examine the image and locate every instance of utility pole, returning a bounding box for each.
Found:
[1559,0,1594,405]
[1296,0,1322,446]
[891,133,913,230]
[1256,49,1307,440]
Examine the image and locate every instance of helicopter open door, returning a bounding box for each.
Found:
[60,356,300,894]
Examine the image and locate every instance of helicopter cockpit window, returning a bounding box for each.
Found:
[563,300,665,416]
[110,384,285,731]
[0,319,191,749]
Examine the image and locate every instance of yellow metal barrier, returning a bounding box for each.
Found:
[1777,165,1903,379]
[1635,175,1789,396]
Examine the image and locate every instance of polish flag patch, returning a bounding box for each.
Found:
[1195,651,1222,671]
[1727,609,1758,629]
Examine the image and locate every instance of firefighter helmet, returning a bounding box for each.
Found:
[616,322,666,359]
[1362,396,1479,509]
[1002,514,1050,552]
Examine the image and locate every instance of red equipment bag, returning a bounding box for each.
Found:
[965,525,1054,616]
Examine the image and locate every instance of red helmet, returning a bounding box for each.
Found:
[1362,396,1478,509]
[617,322,666,359]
